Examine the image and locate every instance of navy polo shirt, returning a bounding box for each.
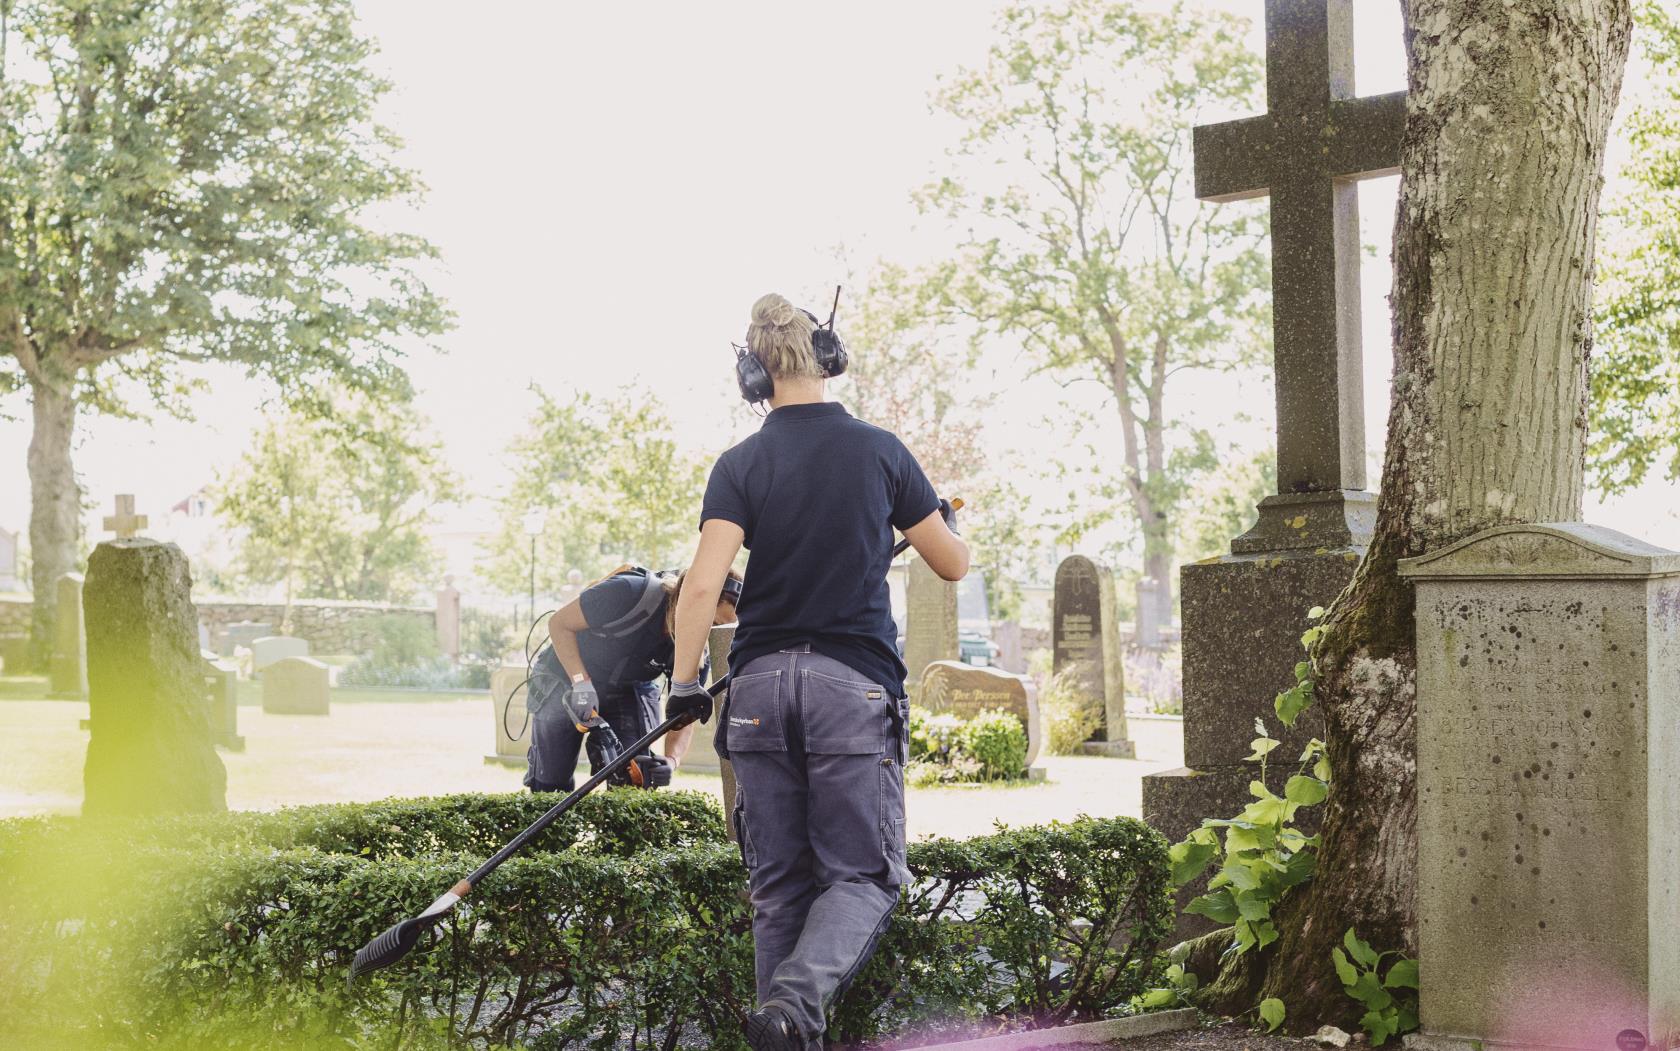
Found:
[700,401,939,698]
[577,573,673,685]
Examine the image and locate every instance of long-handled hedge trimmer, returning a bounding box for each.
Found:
[347,676,729,983]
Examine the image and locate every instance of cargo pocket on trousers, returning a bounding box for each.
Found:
[732,789,758,871]
[722,670,785,752]
[880,750,910,886]
[800,667,890,754]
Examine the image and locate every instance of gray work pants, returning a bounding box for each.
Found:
[717,645,910,1044]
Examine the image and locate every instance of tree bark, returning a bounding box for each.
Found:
[27,377,81,667]
[1233,0,1633,1029]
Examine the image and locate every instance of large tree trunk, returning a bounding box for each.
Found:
[1223,0,1634,1029]
[27,378,81,667]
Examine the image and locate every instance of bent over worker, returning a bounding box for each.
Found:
[665,292,968,1051]
[525,565,741,792]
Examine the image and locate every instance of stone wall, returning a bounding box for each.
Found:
[197,600,435,655]
[0,595,30,636]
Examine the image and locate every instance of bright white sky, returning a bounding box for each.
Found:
[1,0,1675,576]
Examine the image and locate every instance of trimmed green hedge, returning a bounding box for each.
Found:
[0,792,1171,1050]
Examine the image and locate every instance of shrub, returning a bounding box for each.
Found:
[959,709,1029,780]
[1039,667,1104,755]
[0,795,1171,1050]
[1124,648,1183,715]
[909,709,966,762]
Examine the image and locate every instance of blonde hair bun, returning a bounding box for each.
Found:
[745,293,823,383]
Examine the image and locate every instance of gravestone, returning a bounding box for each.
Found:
[436,576,461,658]
[50,572,87,698]
[1400,525,1680,1051]
[82,539,226,815]
[1053,555,1133,758]
[485,661,531,765]
[262,656,330,715]
[203,658,244,751]
[251,634,308,673]
[0,525,19,591]
[1143,1,1403,935]
[217,620,273,658]
[1135,577,1166,651]
[918,659,1044,773]
[903,557,958,690]
[993,620,1025,673]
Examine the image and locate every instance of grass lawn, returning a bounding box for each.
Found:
[0,675,1185,840]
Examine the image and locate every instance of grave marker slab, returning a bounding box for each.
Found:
[436,576,461,658]
[1053,555,1133,758]
[0,525,19,591]
[682,623,736,775]
[903,557,959,690]
[82,539,226,815]
[1400,524,1680,1051]
[203,658,244,751]
[251,635,309,673]
[50,572,87,698]
[918,659,1043,771]
[262,656,330,715]
[486,662,531,765]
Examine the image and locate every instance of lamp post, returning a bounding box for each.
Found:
[522,510,544,623]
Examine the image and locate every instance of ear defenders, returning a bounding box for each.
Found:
[734,286,849,404]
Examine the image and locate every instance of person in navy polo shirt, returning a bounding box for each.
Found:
[664,292,968,1051]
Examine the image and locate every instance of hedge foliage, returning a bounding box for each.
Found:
[0,791,1171,1050]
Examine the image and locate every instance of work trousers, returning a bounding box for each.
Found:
[524,678,660,792]
[718,644,909,1044]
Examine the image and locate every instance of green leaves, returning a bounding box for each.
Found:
[1258,997,1286,1032]
[1284,775,1329,806]
[1333,930,1420,1046]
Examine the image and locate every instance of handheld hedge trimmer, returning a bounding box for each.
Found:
[347,676,729,984]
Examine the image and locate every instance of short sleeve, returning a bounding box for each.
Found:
[889,441,940,531]
[578,574,640,629]
[700,453,749,533]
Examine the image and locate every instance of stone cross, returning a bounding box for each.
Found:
[102,494,148,539]
[1194,0,1405,496]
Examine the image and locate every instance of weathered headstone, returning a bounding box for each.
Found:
[217,620,273,658]
[993,620,1025,673]
[203,658,244,751]
[251,634,308,673]
[1143,0,1402,936]
[0,525,19,591]
[485,661,531,765]
[436,576,462,658]
[50,572,87,698]
[262,656,330,715]
[1135,577,1165,651]
[1400,524,1680,1051]
[903,556,959,690]
[1053,555,1133,758]
[918,659,1043,772]
[82,539,226,816]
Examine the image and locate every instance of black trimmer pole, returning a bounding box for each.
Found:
[347,676,729,984]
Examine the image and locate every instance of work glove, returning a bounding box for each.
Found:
[566,679,602,730]
[585,722,625,772]
[665,677,713,725]
[610,753,674,790]
[939,498,960,534]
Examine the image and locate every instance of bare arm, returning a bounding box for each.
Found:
[903,508,970,581]
[664,519,744,767]
[546,599,592,683]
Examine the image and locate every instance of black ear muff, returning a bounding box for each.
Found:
[801,305,849,379]
[734,345,774,404]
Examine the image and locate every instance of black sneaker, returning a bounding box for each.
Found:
[745,1004,806,1051]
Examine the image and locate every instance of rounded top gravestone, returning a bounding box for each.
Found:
[917,659,1042,769]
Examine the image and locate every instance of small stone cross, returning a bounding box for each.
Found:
[103,494,148,539]
[1193,0,1406,496]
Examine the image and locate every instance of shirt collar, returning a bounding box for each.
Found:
[763,402,849,426]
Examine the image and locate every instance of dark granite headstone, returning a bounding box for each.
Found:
[1053,555,1133,758]
[82,539,227,816]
